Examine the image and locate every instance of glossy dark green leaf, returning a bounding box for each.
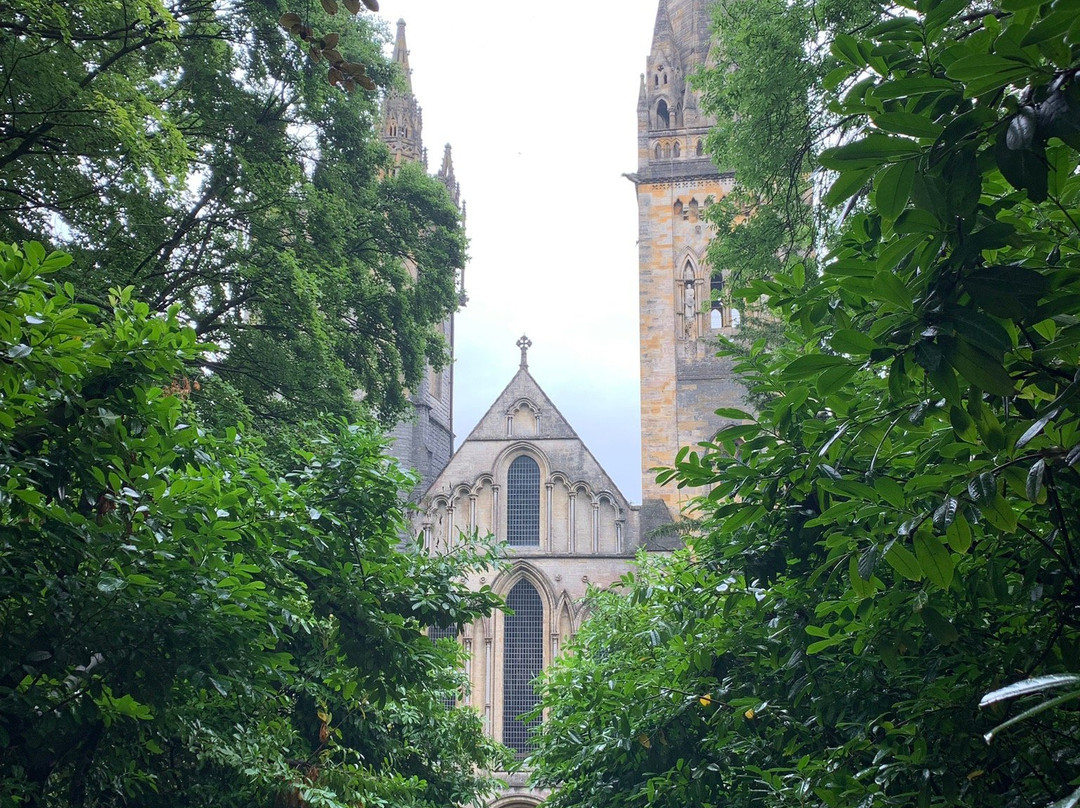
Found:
[968,472,997,504]
[995,131,1049,202]
[921,606,960,643]
[824,166,876,207]
[782,354,852,379]
[872,112,944,139]
[964,265,1050,319]
[1026,458,1047,502]
[820,134,922,170]
[915,532,954,589]
[874,160,916,220]
[942,336,1015,396]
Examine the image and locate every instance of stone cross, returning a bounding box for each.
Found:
[516,334,532,369]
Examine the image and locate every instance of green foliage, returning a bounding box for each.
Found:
[531,1,1080,807]
[0,243,505,806]
[0,0,465,429]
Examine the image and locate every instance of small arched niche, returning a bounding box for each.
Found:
[656,99,670,129]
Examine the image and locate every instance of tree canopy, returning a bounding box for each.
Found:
[0,241,507,806]
[0,1,502,804]
[530,0,1080,806]
[0,0,464,429]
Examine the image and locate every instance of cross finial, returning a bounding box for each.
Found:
[516,334,532,369]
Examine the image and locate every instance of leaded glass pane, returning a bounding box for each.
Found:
[507,456,540,547]
[503,580,543,756]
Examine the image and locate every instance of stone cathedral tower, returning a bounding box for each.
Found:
[629,0,744,527]
[382,19,462,494]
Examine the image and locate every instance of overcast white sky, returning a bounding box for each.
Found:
[378,1,661,502]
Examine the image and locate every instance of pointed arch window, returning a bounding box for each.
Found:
[673,140,681,157]
[504,579,543,756]
[656,99,670,129]
[696,138,704,156]
[507,456,540,547]
[711,272,725,329]
[655,143,662,160]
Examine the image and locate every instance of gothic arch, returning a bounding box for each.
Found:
[491,560,557,611]
[494,441,551,478]
[656,98,670,128]
[680,252,704,340]
[506,397,541,437]
[490,797,544,808]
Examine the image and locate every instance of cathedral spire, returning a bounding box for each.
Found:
[393,18,412,93]
[381,19,423,165]
[436,143,461,209]
[652,0,674,47]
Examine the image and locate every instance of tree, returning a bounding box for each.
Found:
[530,0,1080,806]
[0,0,464,429]
[0,241,506,807]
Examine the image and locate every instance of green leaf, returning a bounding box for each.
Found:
[942,337,1015,396]
[98,575,128,593]
[932,496,959,532]
[713,407,755,420]
[914,532,954,589]
[964,265,1050,319]
[968,472,997,504]
[817,363,859,396]
[982,494,1018,532]
[995,131,1049,202]
[947,306,1012,356]
[1026,458,1046,502]
[921,606,959,644]
[946,54,1034,96]
[820,134,922,170]
[782,354,852,379]
[950,406,978,443]
[875,477,905,508]
[946,513,972,553]
[885,542,923,581]
[874,159,916,220]
[831,33,866,66]
[849,555,876,598]
[980,674,1080,707]
[983,689,1080,743]
[872,270,913,309]
[872,112,944,138]
[831,329,878,355]
[824,166,876,207]
[870,77,958,101]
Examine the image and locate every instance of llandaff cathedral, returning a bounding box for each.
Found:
[382,2,742,803]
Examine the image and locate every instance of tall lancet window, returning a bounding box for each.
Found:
[503,579,543,755]
[711,272,726,329]
[507,456,540,546]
